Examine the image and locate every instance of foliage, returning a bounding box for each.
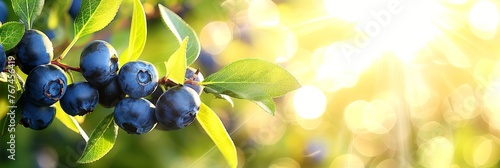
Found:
[0,0,300,167]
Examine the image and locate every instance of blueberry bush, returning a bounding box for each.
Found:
[0,0,300,167]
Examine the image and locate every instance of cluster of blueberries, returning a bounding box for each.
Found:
[1,29,204,134]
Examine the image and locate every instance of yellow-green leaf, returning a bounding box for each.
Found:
[54,102,80,134]
[197,103,237,168]
[119,0,147,66]
[77,114,118,164]
[164,37,188,84]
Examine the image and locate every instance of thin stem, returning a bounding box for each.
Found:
[51,60,81,72]
[58,37,79,61]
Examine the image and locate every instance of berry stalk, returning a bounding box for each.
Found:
[51,60,81,72]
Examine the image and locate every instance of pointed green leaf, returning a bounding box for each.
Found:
[158,4,200,66]
[0,22,25,50]
[119,0,147,66]
[165,37,188,84]
[54,102,80,134]
[77,114,118,164]
[74,0,122,39]
[200,59,301,98]
[197,103,237,168]
[11,0,44,29]
[59,0,122,60]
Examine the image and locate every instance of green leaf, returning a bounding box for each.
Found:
[158,4,200,66]
[54,102,80,134]
[74,0,122,39]
[11,0,44,29]
[58,0,122,60]
[200,59,300,113]
[119,0,147,66]
[164,37,188,84]
[197,103,237,168]
[0,22,26,50]
[77,114,118,164]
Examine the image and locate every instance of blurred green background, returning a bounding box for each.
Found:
[3,0,500,167]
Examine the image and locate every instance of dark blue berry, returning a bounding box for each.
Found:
[25,64,67,106]
[19,95,56,130]
[16,29,53,74]
[60,82,99,116]
[155,85,200,130]
[97,76,126,108]
[80,40,118,86]
[184,67,204,95]
[114,98,157,134]
[68,0,81,19]
[0,0,7,23]
[118,61,158,98]
[0,44,5,71]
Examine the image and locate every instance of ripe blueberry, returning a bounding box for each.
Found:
[155,85,201,130]
[16,29,54,74]
[97,76,126,108]
[118,61,158,98]
[80,40,119,86]
[68,0,81,19]
[25,64,67,106]
[114,98,157,134]
[0,0,7,23]
[184,67,204,95]
[19,95,56,130]
[0,44,5,71]
[60,82,99,116]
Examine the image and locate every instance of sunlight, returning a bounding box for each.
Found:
[200,21,233,55]
[247,0,280,27]
[293,85,327,120]
[468,0,499,40]
[380,0,444,63]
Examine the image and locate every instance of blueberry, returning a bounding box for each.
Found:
[68,0,81,19]
[25,64,67,106]
[16,29,54,74]
[114,98,157,134]
[155,85,201,130]
[184,67,204,95]
[80,40,118,86]
[60,82,99,116]
[118,61,158,98]
[97,76,125,108]
[0,0,7,23]
[0,44,6,71]
[19,95,56,130]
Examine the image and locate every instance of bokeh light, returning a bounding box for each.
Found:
[293,85,327,120]
[247,0,280,27]
[200,21,233,55]
[468,0,499,40]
